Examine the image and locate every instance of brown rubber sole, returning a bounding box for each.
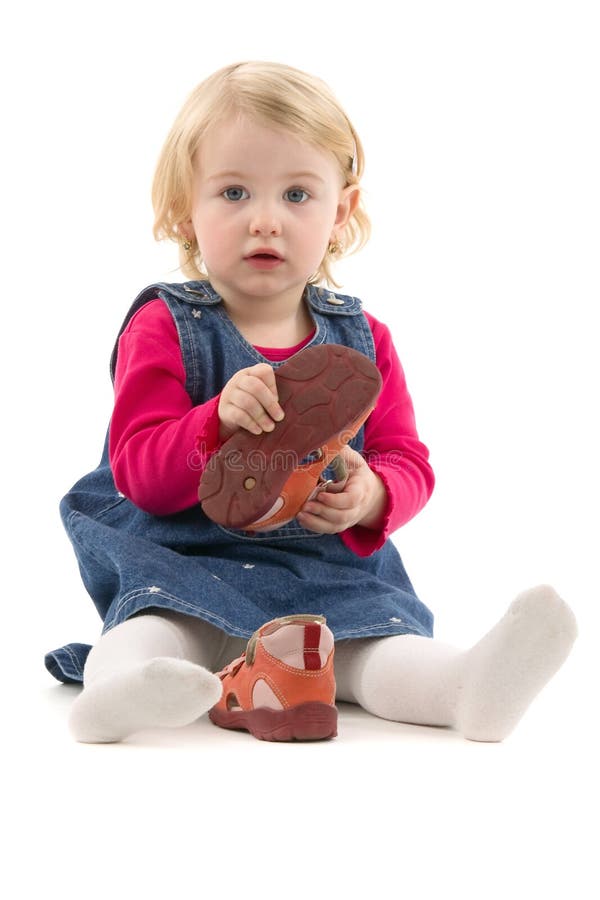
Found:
[209,701,338,742]
[198,343,382,529]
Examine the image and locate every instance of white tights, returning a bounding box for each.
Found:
[69,585,577,744]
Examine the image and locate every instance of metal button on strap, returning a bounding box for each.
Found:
[326,294,344,305]
[191,309,202,318]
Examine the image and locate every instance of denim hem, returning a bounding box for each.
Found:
[44,642,91,684]
[102,587,256,639]
[101,586,433,642]
[332,622,433,640]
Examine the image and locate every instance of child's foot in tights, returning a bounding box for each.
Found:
[334,584,577,741]
[69,611,229,743]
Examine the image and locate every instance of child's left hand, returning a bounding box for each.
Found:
[296,445,387,534]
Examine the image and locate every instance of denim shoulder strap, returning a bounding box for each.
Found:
[306,285,376,364]
[109,281,376,401]
[108,281,221,392]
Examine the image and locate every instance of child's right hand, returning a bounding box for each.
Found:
[218,363,285,441]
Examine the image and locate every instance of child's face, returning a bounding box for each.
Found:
[183,114,359,307]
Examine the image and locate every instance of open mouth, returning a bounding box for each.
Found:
[245,252,284,268]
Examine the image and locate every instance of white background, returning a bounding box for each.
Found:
[2,1,598,897]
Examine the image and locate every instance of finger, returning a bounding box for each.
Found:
[337,444,365,468]
[224,406,264,435]
[296,510,338,534]
[247,366,285,421]
[241,375,285,423]
[230,365,284,422]
[309,491,354,510]
[301,500,352,527]
[230,385,279,432]
[250,363,278,395]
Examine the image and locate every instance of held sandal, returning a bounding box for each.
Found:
[198,343,382,531]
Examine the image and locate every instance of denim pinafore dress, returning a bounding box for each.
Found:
[45,280,434,684]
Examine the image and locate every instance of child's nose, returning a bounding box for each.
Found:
[249,203,282,236]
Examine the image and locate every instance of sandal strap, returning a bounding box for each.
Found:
[245,614,327,665]
[317,454,349,494]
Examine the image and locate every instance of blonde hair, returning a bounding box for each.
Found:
[152,61,371,289]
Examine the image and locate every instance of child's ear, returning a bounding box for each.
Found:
[178,221,194,241]
[335,184,361,227]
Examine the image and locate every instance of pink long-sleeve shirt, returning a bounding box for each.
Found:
[109,298,435,557]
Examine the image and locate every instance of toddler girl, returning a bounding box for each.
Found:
[46,61,577,743]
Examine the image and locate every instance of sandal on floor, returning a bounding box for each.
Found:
[209,615,337,742]
[198,343,382,531]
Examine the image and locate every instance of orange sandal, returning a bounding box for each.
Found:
[199,343,382,531]
[209,615,337,742]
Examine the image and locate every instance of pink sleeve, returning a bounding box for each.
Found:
[109,299,224,515]
[339,311,435,557]
[109,300,434,543]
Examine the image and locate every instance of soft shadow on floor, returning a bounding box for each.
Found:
[41,683,465,750]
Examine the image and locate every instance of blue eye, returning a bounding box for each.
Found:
[221,186,309,203]
[285,188,309,203]
[222,187,248,201]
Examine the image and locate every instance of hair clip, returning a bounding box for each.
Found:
[351,150,358,177]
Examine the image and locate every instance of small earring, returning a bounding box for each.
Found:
[328,238,343,255]
[182,238,193,252]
